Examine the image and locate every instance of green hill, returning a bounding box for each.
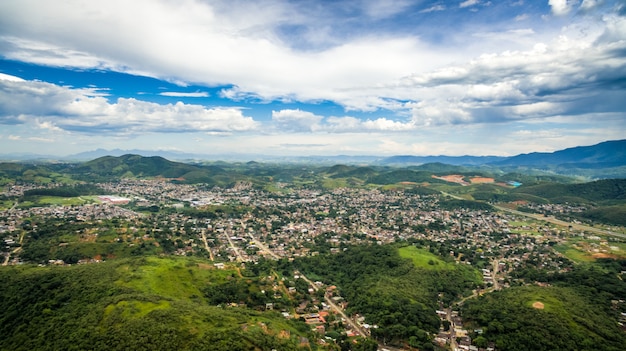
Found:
[0,257,315,351]
[462,285,626,351]
[513,179,626,203]
[294,244,481,347]
[79,154,204,178]
[367,169,436,185]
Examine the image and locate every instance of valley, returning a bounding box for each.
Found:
[1,155,625,350]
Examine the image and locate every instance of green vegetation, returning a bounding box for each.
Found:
[2,155,626,350]
[512,179,626,203]
[294,244,481,347]
[22,183,105,198]
[578,204,626,226]
[471,259,626,350]
[0,257,316,351]
[462,285,625,351]
[398,246,455,270]
[553,244,596,263]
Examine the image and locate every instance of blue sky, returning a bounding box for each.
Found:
[0,0,625,157]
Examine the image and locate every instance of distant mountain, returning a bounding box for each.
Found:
[71,154,234,184]
[492,139,626,168]
[379,155,506,166]
[78,154,200,177]
[67,149,207,161]
[374,140,626,179]
[2,140,625,179]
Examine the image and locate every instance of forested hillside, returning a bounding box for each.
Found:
[0,257,315,351]
[462,260,626,351]
[294,244,481,348]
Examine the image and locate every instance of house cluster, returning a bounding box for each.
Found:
[434,308,496,351]
[2,179,593,278]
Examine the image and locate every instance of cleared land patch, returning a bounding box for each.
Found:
[398,245,454,270]
[470,177,495,184]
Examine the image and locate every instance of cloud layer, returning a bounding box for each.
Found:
[0,76,257,134]
[0,0,624,156]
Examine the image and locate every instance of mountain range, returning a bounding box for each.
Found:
[1,139,625,178]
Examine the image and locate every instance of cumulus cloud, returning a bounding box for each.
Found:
[0,78,258,134]
[0,0,624,156]
[159,92,209,97]
[0,0,453,112]
[271,109,416,133]
[272,109,323,132]
[0,73,24,82]
[549,0,576,16]
[394,14,626,125]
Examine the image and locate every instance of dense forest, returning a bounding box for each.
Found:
[462,259,626,351]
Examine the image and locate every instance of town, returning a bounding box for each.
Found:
[1,179,625,350]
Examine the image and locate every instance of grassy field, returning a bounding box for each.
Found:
[554,244,595,263]
[398,245,455,270]
[18,195,93,207]
[117,256,237,300]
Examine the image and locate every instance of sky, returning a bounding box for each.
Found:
[0,0,625,158]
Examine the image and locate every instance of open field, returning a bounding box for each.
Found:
[398,245,455,270]
[554,244,596,263]
[117,256,237,300]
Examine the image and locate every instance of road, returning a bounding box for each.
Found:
[2,231,24,266]
[296,271,369,338]
[488,258,501,291]
[445,308,458,351]
[200,228,214,261]
[248,232,279,259]
[245,230,405,349]
[223,232,244,262]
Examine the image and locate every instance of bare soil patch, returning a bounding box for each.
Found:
[432,174,469,185]
[197,263,213,270]
[470,177,495,184]
[592,253,616,259]
[532,301,545,309]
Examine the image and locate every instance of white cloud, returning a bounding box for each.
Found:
[361,0,413,20]
[28,136,54,142]
[514,14,529,21]
[460,0,480,8]
[549,0,576,16]
[159,92,209,97]
[0,78,258,134]
[580,0,601,11]
[0,0,455,112]
[271,109,323,132]
[0,73,24,82]
[420,5,446,13]
[0,0,624,157]
[272,109,416,133]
